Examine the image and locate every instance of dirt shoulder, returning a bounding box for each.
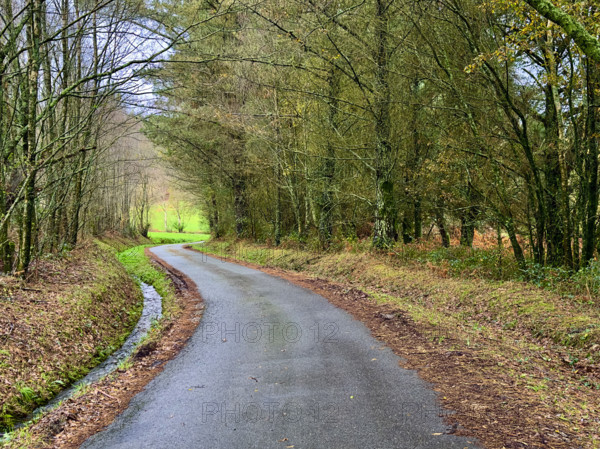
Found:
[189,241,600,449]
[2,248,203,449]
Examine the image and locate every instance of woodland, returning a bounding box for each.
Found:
[2,0,600,275]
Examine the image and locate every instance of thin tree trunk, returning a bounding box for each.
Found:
[20,0,42,275]
[233,177,247,238]
[435,199,450,248]
[505,217,526,271]
[583,58,599,264]
[373,0,396,248]
[318,67,340,248]
[275,162,282,246]
[414,198,422,240]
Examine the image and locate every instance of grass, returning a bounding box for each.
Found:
[0,424,44,448]
[148,232,210,245]
[0,375,97,448]
[267,231,600,299]
[148,203,209,233]
[117,244,178,319]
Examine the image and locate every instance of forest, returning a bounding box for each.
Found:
[2,0,600,275]
[3,1,600,447]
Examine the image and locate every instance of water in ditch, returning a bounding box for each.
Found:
[1,281,162,438]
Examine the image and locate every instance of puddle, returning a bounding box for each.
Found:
[1,282,162,437]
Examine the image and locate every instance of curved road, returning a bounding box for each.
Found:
[82,244,479,449]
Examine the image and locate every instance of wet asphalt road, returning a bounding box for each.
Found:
[82,243,480,449]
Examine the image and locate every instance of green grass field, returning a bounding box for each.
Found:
[148,232,210,244]
[149,203,209,233]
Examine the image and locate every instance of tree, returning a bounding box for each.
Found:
[140,0,600,272]
[521,0,600,62]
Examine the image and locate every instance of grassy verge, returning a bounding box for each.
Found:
[388,242,600,299]
[0,242,143,432]
[116,245,178,320]
[2,238,203,448]
[195,240,600,351]
[272,233,600,298]
[148,231,210,245]
[193,239,600,447]
[92,239,181,369]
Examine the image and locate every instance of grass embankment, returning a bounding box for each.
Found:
[193,239,600,448]
[2,236,201,448]
[0,242,143,431]
[2,238,184,447]
[93,235,180,364]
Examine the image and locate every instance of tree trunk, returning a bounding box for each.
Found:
[274,162,282,246]
[20,0,42,275]
[460,183,478,247]
[414,198,422,241]
[233,177,247,238]
[505,217,526,271]
[543,83,566,266]
[460,214,475,247]
[372,0,396,248]
[69,155,84,246]
[401,210,413,244]
[318,67,340,248]
[435,200,450,248]
[208,192,220,238]
[583,59,599,264]
[0,189,13,273]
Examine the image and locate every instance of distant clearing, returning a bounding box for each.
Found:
[148,203,209,234]
[148,232,210,244]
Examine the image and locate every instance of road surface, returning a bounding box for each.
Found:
[82,243,480,449]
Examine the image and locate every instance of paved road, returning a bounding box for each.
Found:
[82,244,480,449]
